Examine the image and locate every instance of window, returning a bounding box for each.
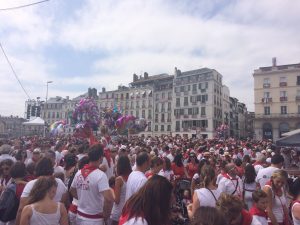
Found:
[156,94,159,100]
[297,90,300,97]
[176,121,180,131]
[264,106,270,115]
[155,103,159,112]
[298,105,300,114]
[176,98,180,107]
[56,112,60,118]
[180,86,185,92]
[184,97,188,106]
[297,76,300,85]
[192,84,197,91]
[281,106,287,114]
[264,92,270,98]
[162,92,165,99]
[201,107,206,116]
[175,87,180,93]
[126,93,129,99]
[136,110,139,118]
[155,125,158,131]
[280,91,287,97]
[130,111,133,116]
[142,110,145,118]
[161,103,165,112]
[148,122,151,131]
[168,92,172,99]
[148,110,152,119]
[167,113,171,122]
[161,125,164,131]
[155,114,158,122]
[167,125,171,131]
[263,78,270,88]
[168,102,171,110]
[161,114,165,122]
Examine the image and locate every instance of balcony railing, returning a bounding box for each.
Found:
[280,96,288,102]
[279,82,287,87]
[263,83,270,88]
[175,115,180,119]
[183,115,189,118]
[192,115,198,118]
[261,98,272,103]
[192,102,197,105]
[255,113,300,119]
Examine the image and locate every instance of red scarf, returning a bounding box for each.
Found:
[242,209,253,225]
[81,164,98,179]
[249,205,267,219]
[223,173,237,181]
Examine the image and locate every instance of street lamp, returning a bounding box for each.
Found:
[44,81,53,137]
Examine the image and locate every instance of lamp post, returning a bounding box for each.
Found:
[46,81,53,103]
[44,81,53,137]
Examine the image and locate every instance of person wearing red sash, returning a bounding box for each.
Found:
[216,193,260,225]
[70,144,114,225]
[249,190,268,225]
[119,175,173,225]
[218,163,243,199]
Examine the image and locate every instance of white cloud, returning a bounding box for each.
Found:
[0,0,300,116]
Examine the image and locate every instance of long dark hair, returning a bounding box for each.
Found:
[174,153,183,167]
[244,164,256,184]
[201,165,216,188]
[117,155,132,177]
[122,175,173,225]
[28,176,57,204]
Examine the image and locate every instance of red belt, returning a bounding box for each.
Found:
[68,204,77,214]
[77,210,103,219]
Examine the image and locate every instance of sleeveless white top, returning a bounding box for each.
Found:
[292,202,300,225]
[111,177,127,221]
[30,203,61,225]
[195,188,221,207]
[264,185,286,223]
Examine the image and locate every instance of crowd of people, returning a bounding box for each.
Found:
[0,135,300,225]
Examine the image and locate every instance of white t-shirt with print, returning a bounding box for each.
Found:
[71,168,109,215]
[21,177,67,202]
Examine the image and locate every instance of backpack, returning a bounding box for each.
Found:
[0,182,19,222]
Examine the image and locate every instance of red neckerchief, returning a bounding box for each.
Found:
[265,180,281,196]
[249,205,267,219]
[81,164,98,179]
[223,173,237,181]
[242,209,253,225]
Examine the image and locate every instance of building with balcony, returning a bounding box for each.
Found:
[130,72,173,136]
[0,116,25,138]
[253,58,300,140]
[172,67,224,138]
[99,83,154,136]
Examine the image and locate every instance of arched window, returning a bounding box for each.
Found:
[279,122,289,137]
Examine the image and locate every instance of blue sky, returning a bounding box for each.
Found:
[0,0,299,116]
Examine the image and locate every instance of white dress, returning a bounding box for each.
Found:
[110,177,127,222]
[29,203,61,225]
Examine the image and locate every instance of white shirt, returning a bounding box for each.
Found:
[253,215,268,225]
[123,217,148,225]
[158,169,174,181]
[71,169,109,220]
[71,168,109,215]
[167,153,174,162]
[21,177,67,202]
[218,175,243,198]
[195,188,221,207]
[255,166,279,188]
[77,154,86,161]
[254,164,264,175]
[54,165,64,174]
[125,171,147,201]
[101,157,114,179]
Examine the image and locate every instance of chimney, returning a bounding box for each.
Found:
[102,87,106,93]
[272,57,277,67]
